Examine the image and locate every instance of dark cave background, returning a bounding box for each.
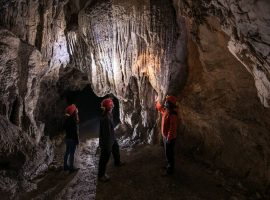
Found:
[65,85,120,126]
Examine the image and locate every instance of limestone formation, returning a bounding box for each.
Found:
[174,0,270,107]
[0,28,47,141]
[0,115,53,197]
[0,0,70,70]
[68,0,186,142]
[0,0,270,196]
[173,0,270,190]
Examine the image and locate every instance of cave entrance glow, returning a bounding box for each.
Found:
[65,85,120,137]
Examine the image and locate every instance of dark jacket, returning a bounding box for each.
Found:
[63,116,79,144]
[99,112,116,151]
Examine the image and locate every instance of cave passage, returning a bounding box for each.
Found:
[64,85,120,137]
[20,86,123,199]
[1,0,270,199]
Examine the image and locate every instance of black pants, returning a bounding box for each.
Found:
[98,141,120,177]
[164,138,176,174]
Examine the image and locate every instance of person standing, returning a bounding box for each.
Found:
[156,95,178,175]
[63,103,80,173]
[98,98,124,182]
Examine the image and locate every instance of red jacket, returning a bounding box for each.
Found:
[156,101,178,141]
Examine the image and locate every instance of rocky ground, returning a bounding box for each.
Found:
[96,145,266,200]
[18,118,100,200]
[13,117,268,200]
[1,1,270,193]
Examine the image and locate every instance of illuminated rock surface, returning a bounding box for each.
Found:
[0,0,270,198]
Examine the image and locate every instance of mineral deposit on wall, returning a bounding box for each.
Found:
[0,0,270,195]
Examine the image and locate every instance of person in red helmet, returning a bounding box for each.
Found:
[98,98,124,182]
[63,103,80,173]
[156,95,178,175]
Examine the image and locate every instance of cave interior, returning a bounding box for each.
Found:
[0,0,270,199]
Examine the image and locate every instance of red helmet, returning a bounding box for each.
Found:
[165,95,177,105]
[65,104,77,116]
[101,98,114,110]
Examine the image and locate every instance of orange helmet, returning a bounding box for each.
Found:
[65,104,77,116]
[101,98,114,110]
[165,95,177,105]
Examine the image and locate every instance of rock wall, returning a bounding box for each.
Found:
[173,0,270,191]
[0,0,187,143]
[0,0,70,70]
[67,0,186,142]
[0,115,53,197]
[0,28,54,196]
[0,1,71,195]
[0,0,270,194]
[36,66,90,137]
[174,0,270,107]
[0,0,74,136]
[0,29,46,142]
[0,0,185,195]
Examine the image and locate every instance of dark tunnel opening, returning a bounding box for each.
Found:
[64,85,120,137]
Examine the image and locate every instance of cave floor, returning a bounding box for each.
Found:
[19,119,254,200]
[19,118,100,200]
[95,145,250,200]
